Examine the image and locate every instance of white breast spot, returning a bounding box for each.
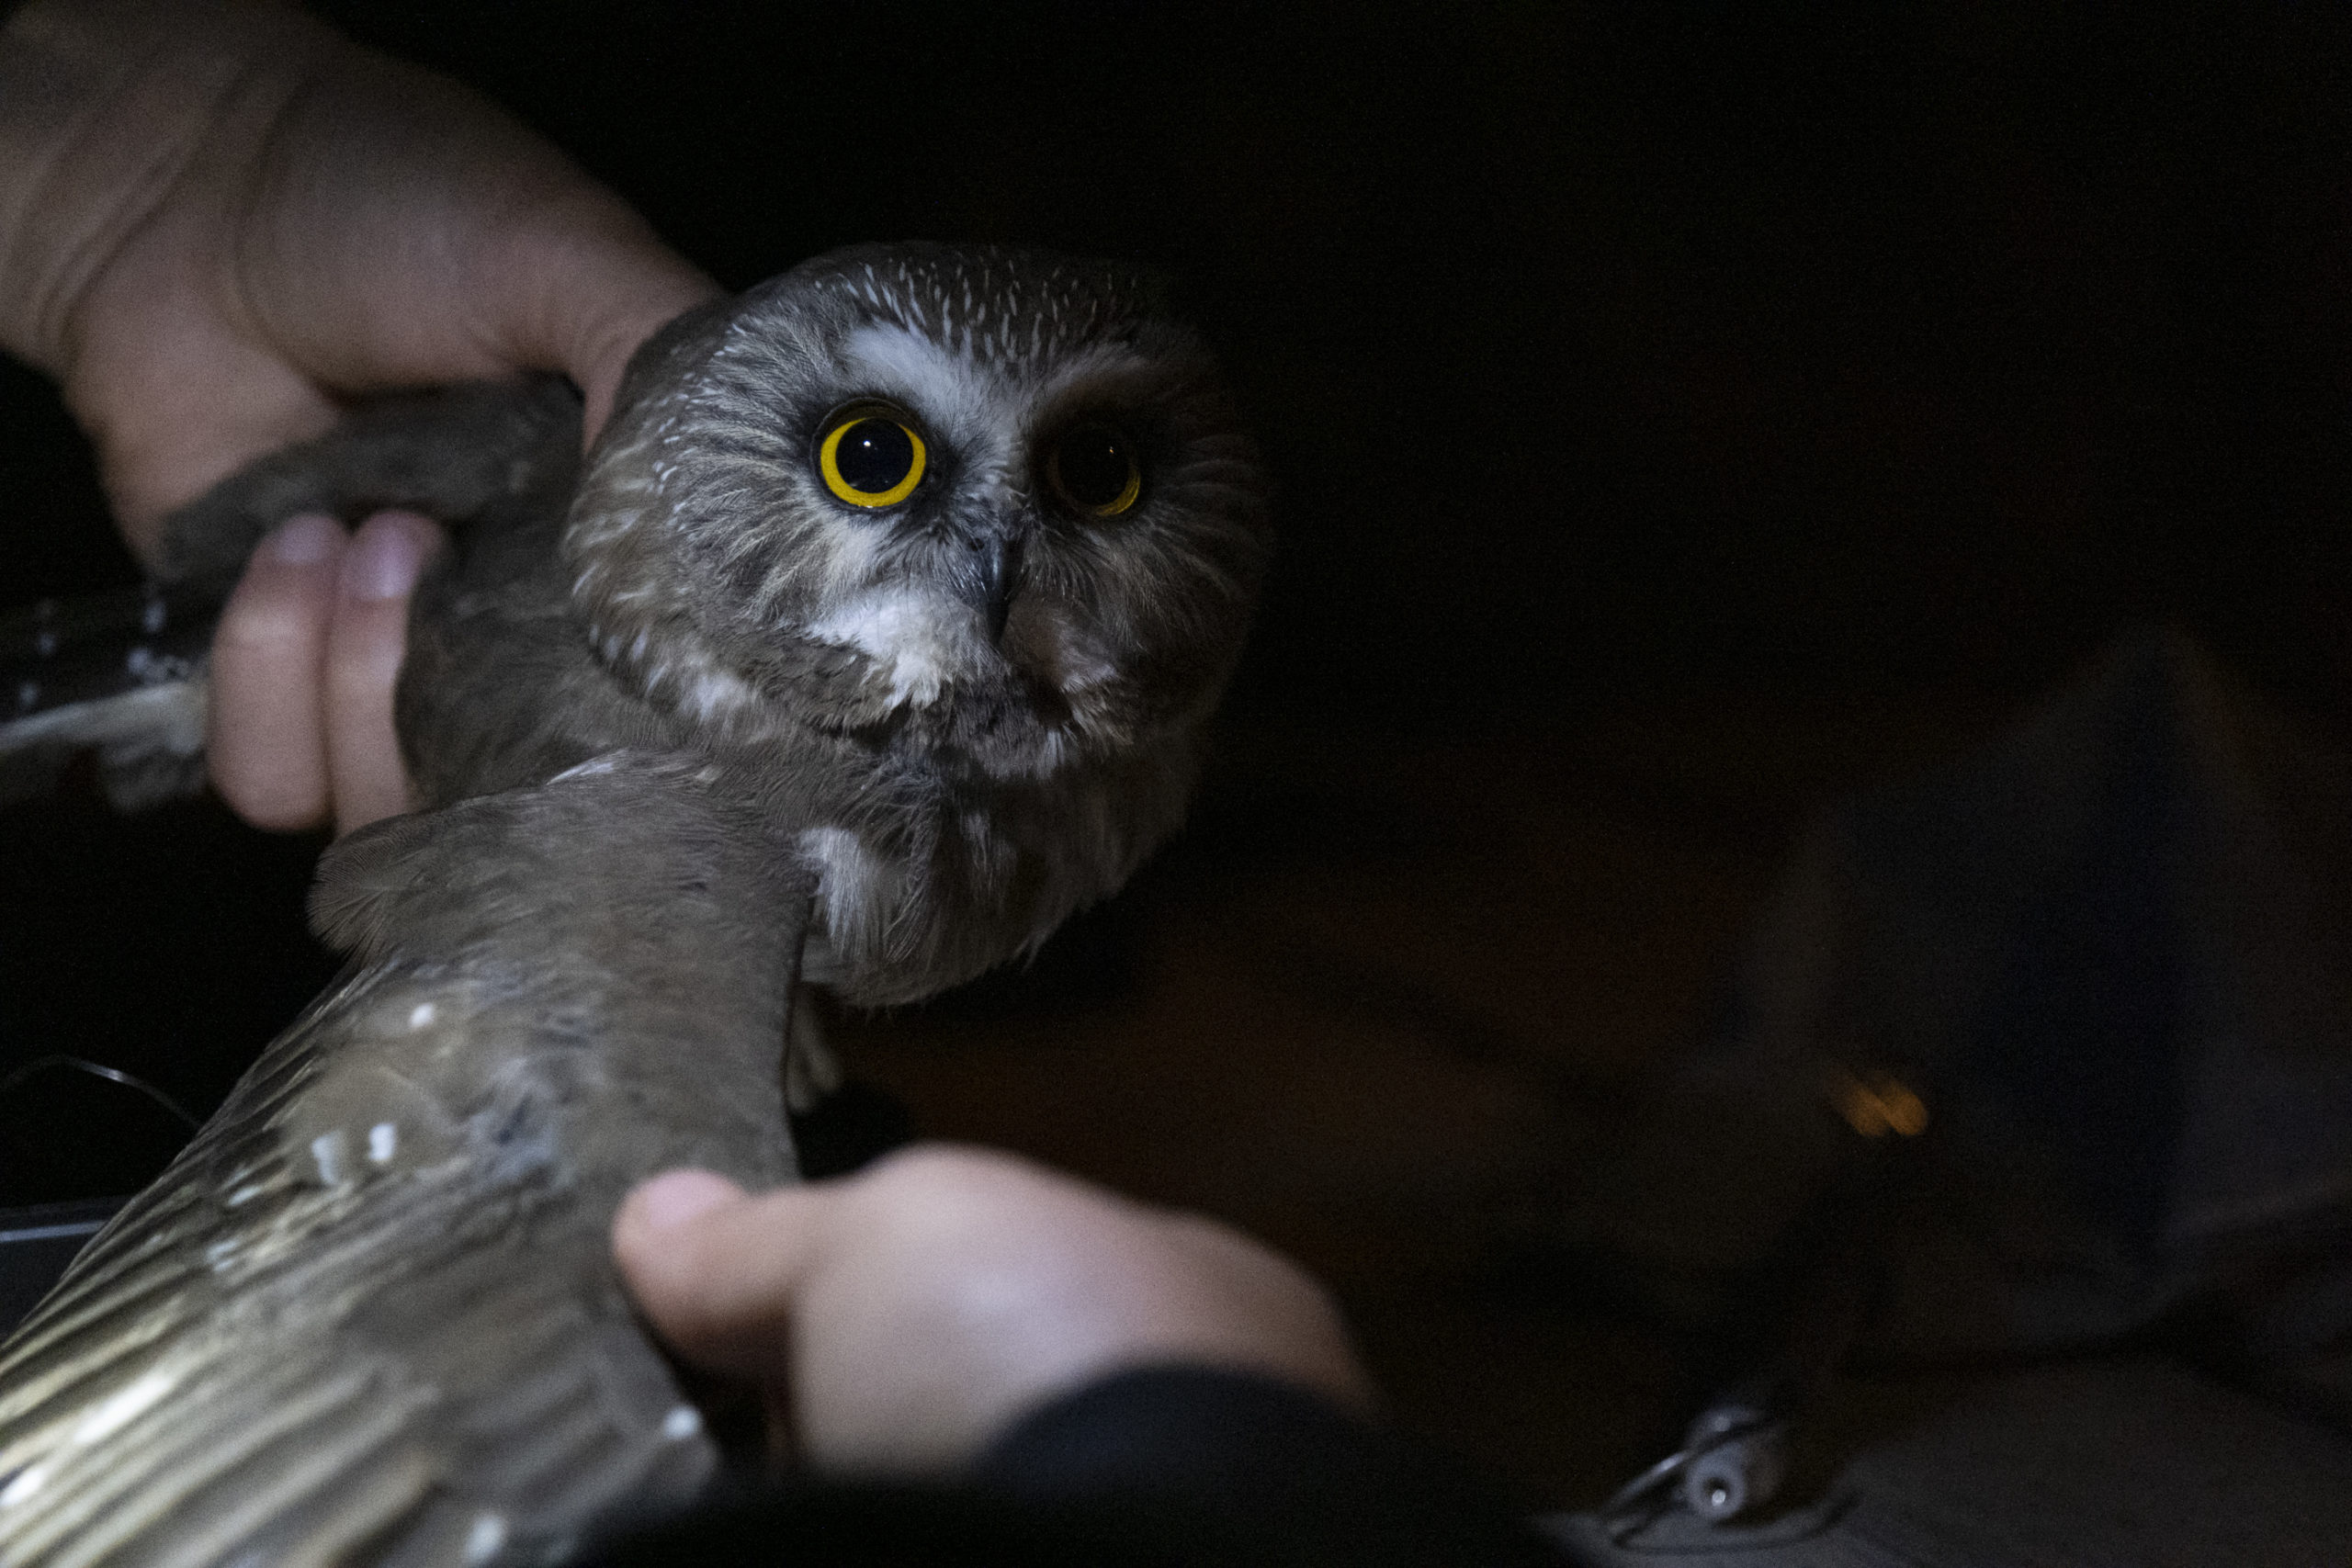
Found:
[797,827,896,958]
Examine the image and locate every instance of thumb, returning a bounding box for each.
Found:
[612,1170,829,1385]
[460,205,718,448]
[527,234,717,449]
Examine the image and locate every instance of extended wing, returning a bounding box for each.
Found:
[0,754,808,1565]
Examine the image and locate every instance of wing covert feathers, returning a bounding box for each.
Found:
[0,756,811,1566]
[0,588,214,811]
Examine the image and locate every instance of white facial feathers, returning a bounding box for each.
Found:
[563,244,1270,792]
[801,588,972,709]
[838,322,1159,458]
[761,324,1161,716]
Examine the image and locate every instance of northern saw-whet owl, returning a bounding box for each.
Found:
[0,243,1271,1565]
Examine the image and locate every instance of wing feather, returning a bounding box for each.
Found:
[0,758,809,1565]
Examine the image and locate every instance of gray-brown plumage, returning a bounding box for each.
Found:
[0,243,1270,1564]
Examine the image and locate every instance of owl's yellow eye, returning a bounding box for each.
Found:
[1046,423,1141,517]
[819,412,927,507]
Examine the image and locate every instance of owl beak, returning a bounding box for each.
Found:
[958,533,1023,646]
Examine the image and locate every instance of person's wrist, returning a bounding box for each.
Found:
[0,0,330,373]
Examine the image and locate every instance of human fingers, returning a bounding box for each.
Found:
[6,2,716,548]
[223,32,719,447]
[208,513,345,831]
[613,1147,1374,1475]
[71,218,706,549]
[62,305,345,554]
[324,512,437,837]
[805,1148,1374,1419]
[460,206,718,449]
[611,1170,829,1388]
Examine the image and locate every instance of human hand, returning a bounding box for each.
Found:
[611,1145,1375,1476]
[206,509,440,835]
[0,0,718,834]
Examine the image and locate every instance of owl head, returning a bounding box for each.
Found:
[565,243,1272,784]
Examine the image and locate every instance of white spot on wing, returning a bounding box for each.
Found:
[408,1002,436,1031]
[311,1130,347,1187]
[662,1404,703,1440]
[71,1368,177,1445]
[368,1122,398,1165]
[1,1463,49,1507]
[684,667,758,722]
[464,1511,508,1564]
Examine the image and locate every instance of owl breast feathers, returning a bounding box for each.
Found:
[366,243,1273,1006]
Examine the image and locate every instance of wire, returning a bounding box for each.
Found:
[0,1055,200,1132]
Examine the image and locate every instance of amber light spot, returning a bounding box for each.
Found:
[1826,1066,1929,1139]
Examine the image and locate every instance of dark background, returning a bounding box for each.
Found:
[7,0,2352,1195]
[14,2,2352,718]
[5,0,2352,1495]
[349,1,2352,723]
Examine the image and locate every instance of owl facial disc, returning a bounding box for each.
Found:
[566,243,1272,784]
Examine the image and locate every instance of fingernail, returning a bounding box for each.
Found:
[264,513,343,567]
[342,514,430,602]
[632,1169,742,1232]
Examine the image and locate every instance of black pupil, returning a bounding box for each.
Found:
[1057,427,1133,508]
[836,419,914,493]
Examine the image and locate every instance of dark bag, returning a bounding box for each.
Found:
[1560,632,2352,1562]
